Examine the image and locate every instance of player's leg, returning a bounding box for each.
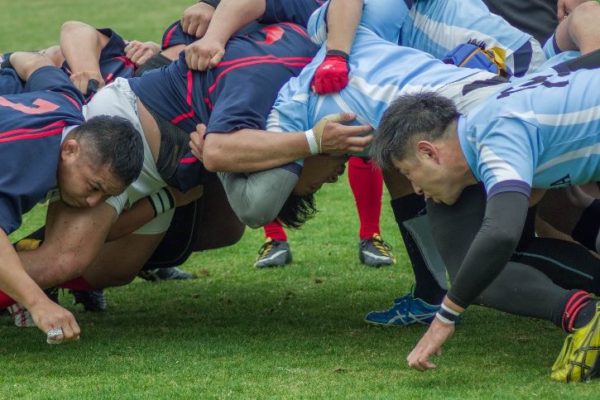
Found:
[428,184,600,382]
[348,156,395,267]
[364,169,446,326]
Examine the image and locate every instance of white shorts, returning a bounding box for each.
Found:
[83,78,174,235]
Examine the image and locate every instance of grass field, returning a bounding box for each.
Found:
[1,1,600,398]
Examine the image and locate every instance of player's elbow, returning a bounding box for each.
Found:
[202,136,231,172]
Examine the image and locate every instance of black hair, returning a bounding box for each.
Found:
[371,92,459,170]
[134,53,172,77]
[277,193,317,229]
[70,115,144,187]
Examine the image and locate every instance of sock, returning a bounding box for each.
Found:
[264,220,287,242]
[572,199,600,252]
[391,194,446,305]
[59,277,95,291]
[559,289,595,332]
[348,157,383,240]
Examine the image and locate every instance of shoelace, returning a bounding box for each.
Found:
[257,239,274,259]
[371,234,393,257]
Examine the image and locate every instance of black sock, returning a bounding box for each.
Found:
[391,194,446,305]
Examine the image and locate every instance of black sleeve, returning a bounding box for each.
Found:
[201,0,220,8]
[447,191,529,308]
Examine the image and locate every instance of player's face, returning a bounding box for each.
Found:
[394,156,463,205]
[57,140,125,208]
[293,154,348,196]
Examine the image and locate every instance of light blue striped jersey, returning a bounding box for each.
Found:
[459,63,600,199]
[268,27,502,163]
[307,0,545,76]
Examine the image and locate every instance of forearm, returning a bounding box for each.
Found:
[106,197,156,241]
[0,230,48,309]
[448,191,529,308]
[203,129,310,172]
[60,21,107,74]
[202,0,266,45]
[326,0,362,54]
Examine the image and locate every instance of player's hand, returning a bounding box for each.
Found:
[314,113,373,155]
[125,40,161,66]
[185,38,225,70]
[29,297,81,344]
[189,124,207,162]
[168,185,204,207]
[70,71,105,96]
[557,0,587,20]
[182,2,215,38]
[407,318,455,371]
[311,50,350,95]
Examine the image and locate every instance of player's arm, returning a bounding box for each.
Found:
[106,186,203,241]
[181,0,220,37]
[553,1,600,55]
[8,52,56,82]
[60,21,111,94]
[312,0,362,94]
[407,191,529,371]
[200,115,372,173]
[0,228,80,342]
[185,0,266,70]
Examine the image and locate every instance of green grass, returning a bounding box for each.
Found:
[1,1,600,398]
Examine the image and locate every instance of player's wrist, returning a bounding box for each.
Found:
[435,303,462,325]
[325,49,349,61]
[148,188,175,218]
[304,129,320,155]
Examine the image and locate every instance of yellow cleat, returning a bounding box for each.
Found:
[551,303,600,382]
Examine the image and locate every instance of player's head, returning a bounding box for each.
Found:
[134,53,172,77]
[57,115,144,208]
[372,92,464,205]
[277,154,348,227]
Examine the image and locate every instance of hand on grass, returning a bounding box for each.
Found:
[407,318,454,371]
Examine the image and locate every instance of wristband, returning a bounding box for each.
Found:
[148,188,175,218]
[435,303,461,325]
[304,129,319,155]
[200,0,220,8]
[326,49,349,61]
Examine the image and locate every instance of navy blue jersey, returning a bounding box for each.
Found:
[262,0,325,26]
[162,21,197,50]
[62,28,136,88]
[0,67,84,234]
[130,23,317,191]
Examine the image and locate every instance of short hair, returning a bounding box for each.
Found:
[370,92,459,170]
[277,193,317,229]
[69,115,144,186]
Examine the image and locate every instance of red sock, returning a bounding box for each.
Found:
[263,220,287,241]
[0,291,16,309]
[348,156,383,240]
[59,277,94,291]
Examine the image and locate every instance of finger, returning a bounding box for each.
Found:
[187,21,200,37]
[182,18,191,34]
[209,51,224,69]
[61,321,75,341]
[185,49,194,70]
[195,24,208,39]
[136,52,152,66]
[557,5,566,21]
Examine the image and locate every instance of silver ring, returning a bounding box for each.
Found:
[46,327,64,344]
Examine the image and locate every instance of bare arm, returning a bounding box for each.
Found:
[185,0,266,70]
[199,114,373,173]
[60,20,110,94]
[0,229,80,342]
[325,0,362,54]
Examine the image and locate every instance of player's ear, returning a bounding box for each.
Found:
[416,140,438,162]
[60,138,81,160]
